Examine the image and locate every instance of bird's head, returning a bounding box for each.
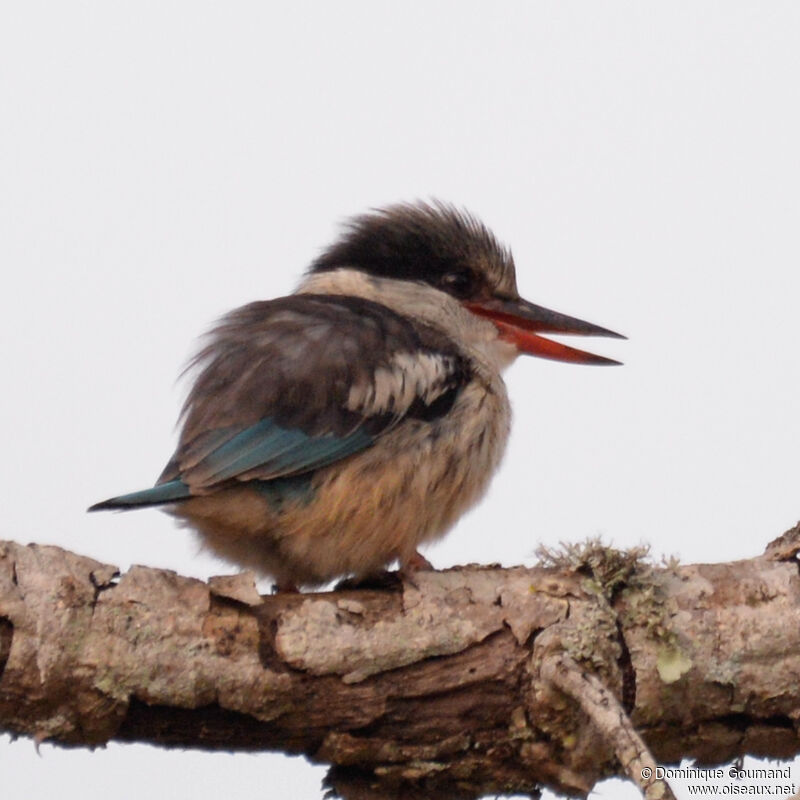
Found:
[310,201,623,365]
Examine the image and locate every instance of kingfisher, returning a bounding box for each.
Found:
[90,202,622,591]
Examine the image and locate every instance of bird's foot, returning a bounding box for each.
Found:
[271,582,300,594]
[335,570,402,591]
[334,552,434,592]
[397,550,434,587]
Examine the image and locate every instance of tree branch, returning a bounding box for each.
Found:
[2,526,800,799]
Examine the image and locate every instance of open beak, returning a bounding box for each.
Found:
[465,297,625,365]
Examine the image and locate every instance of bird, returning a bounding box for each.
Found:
[89,201,623,591]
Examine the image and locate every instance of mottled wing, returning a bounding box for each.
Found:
[158,294,471,493]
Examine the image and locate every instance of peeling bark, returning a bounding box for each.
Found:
[2,526,800,799]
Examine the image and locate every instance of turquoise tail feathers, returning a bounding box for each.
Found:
[88,479,191,511]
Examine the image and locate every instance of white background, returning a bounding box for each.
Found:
[2,3,799,799]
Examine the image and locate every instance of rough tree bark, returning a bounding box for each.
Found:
[2,525,800,800]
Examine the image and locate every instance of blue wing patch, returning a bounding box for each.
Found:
[183,417,374,487]
[89,418,374,511]
[88,479,190,511]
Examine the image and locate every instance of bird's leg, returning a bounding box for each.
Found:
[397,550,434,584]
[271,582,300,594]
[336,552,434,591]
[335,570,401,591]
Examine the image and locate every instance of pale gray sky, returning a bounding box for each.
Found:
[2,3,799,799]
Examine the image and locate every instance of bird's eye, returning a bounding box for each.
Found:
[439,271,475,298]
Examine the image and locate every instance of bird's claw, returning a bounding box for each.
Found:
[397,550,434,588]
